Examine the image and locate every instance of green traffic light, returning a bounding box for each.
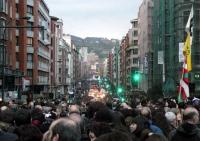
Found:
[133,74,140,81]
[117,87,123,93]
[117,87,124,94]
[132,72,141,82]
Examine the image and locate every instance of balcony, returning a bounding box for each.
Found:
[38,48,50,60]
[27,0,34,6]
[39,4,51,22]
[27,46,34,53]
[38,62,49,72]
[27,62,33,69]
[27,31,34,37]
[38,76,49,84]
[39,36,50,46]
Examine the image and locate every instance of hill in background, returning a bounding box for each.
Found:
[71,35,119,59]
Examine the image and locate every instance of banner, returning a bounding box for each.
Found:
[179,43,184,62]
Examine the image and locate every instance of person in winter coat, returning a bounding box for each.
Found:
[169,107,200,141]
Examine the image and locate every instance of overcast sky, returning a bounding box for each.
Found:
[47,0,142,39]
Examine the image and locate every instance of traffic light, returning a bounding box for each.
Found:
[117,87,123,93]
[131,71,141,83]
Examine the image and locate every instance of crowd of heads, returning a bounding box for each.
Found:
[0,94,200,141]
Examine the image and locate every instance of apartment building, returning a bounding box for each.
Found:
[126,19,139,90]
[0,0,51,96]
[138,0,154,93]
[120,35,129,89]
[152,0,200,95]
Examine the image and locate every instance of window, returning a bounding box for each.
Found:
[133,49,138,54]
[27,22,33,31]
[133,40,138,46]
[27,69,33,77]
[0,0,7,13]
[0,19,5,39]
[133,21,138,28]
[59,68,61,74]
[16,53,19,61]
[16,20,19,26]
[27,54,33,61]
[27,37,33,46]
[16,4,19,13]
[27,5,33,14]
[133,58,138,64]
[133,31,138,37]
[16,36,19,46]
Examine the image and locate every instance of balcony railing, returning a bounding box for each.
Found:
[38,76,49,84]
[38,48,50,59]
[38,62,49,72]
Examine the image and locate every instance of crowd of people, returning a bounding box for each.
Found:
[0,94,200,141]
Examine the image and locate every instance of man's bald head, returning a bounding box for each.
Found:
[183,107,199,124]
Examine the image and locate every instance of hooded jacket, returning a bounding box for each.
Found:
[169,122,200,141]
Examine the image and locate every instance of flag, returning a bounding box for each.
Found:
[184,6,193,72]
[178,6,193,103]
[185,6,194,34]
[178,60,190,103]
[183,33,192,71]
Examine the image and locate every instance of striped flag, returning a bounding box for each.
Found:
[178,6,193,103]
[178,60,190,103]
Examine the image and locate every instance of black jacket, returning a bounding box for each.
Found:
[169,122,200,141]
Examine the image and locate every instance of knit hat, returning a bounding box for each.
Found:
[165,112,176,122]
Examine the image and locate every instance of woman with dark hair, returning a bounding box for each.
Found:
[125,115,150,141]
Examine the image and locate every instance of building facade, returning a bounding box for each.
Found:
[119,35,129,89]
[152,0,200,96]
[126,19,139,91]
[138,0,154,93]
[63,34,82,89]
[107,51,113,83]
[0,0,19,99]
[0,0,51,98]
[50,16,59,96]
